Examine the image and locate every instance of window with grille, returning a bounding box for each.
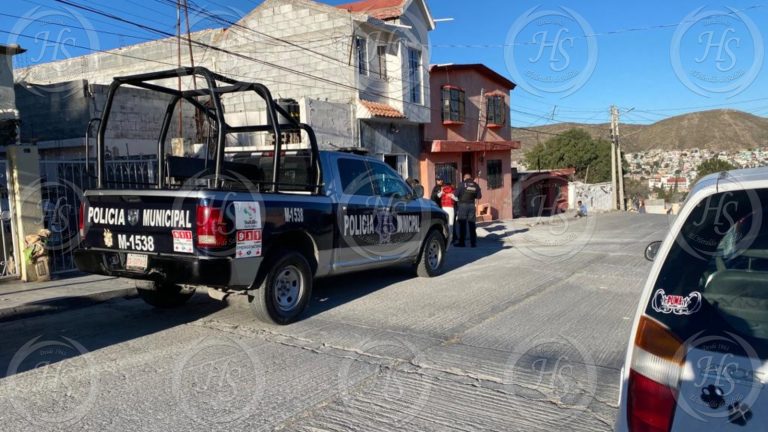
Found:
[487,159,503,189]
[486,95,506,126]
[435,163,458,186]
[356,37,368,75]
[376,46,387,79]
[408,48,422,104]
[441,86,465,123]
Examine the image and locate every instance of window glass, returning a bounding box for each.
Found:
[487,96,506,125]
[408,48,422,104]
[356,37,368,75]
[648,188,768,358]
[442,87,465,123]
[338,158,374,196]
[376,45,387,79]
[370,162,410,198]
[487,159,503,189]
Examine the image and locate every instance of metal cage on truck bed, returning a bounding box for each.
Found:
[91,67,322,193]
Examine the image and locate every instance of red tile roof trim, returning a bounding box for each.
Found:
[360,99,406,118]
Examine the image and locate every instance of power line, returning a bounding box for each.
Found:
[431,4,767,48]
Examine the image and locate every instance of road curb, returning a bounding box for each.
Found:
[0,287,138,323]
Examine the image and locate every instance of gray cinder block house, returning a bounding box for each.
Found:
[14,0,436,177]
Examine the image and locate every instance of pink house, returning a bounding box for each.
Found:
[419,64,520,221]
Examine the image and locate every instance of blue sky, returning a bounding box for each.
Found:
[2,0,768,127]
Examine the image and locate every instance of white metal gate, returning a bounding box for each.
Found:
[0,160,19,279]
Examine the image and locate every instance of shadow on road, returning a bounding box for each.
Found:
[0,236,512,378]
[304,237,511,320]
[0,293,226,379]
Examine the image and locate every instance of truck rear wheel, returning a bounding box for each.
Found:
[136,281,195,308]
[415,229,446,278]
[250,251,313,325]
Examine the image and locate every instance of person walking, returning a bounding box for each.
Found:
[437,179,457,244]
[455,173,482,248]
[430,177,444,206]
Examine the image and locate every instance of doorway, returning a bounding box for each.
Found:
[461,152,474,178]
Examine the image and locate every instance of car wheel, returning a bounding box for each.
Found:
[415,229,446,278]
[250,251,313,325]
[136,281,196,308]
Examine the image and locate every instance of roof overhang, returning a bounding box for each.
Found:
[429,140,521,153]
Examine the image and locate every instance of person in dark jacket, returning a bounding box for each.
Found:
[430,177,444,206]
[454,174,482,247]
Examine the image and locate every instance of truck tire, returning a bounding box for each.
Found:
[415,229,446,278]
[136,281,195,308]
[250,251,313,325]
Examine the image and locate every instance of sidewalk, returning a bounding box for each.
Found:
[0,274,137,322]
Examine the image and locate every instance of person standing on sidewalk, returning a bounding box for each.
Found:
[455,174,482,248]
[430,177,445,206]
[437,179,458,244]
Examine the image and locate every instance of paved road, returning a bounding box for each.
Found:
[0,213,670,432]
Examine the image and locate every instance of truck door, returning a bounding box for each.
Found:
[368,162,423,261]
[335,157,380,268]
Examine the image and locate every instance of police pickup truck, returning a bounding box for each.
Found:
[74,68,448,324]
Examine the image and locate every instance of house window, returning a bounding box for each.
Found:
[435,163,458,187]
[356,37,368,75]
[441,86,465,123]
[384,154,408,178]
[408,48,422,104]
[487,159,503,189]
[376,45,388,79]
[486,95,506,126]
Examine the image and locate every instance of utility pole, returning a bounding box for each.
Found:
[176,0,183,136]
[610,106,618,210]
[610,105,627,211]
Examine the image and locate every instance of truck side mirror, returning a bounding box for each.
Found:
[644,241,662,261]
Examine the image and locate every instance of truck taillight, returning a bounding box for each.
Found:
[627,316,683,432]
[79,202,85,238]
[196,204,227,248]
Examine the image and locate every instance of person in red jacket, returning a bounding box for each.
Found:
[437,180,458,244]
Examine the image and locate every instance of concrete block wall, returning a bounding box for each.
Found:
[13,0,434,156]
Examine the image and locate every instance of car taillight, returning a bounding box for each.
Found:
[78,202,85,238]
[628,316,684,432]
[196,204,227,248]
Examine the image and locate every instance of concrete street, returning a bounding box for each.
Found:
[0,213,670,431]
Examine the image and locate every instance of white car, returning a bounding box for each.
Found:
[616,168,768,431]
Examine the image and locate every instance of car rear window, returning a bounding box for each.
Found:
[648,188,768,357]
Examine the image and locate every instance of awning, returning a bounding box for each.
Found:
[359,99,406,119]
[429,140,521,153]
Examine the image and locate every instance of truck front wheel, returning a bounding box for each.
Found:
[250,251,313,325]
[136,281,196,308]
[415,229,446,278]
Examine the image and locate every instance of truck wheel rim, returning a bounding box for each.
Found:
[427,238,442,270]
[274,265,303,312]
